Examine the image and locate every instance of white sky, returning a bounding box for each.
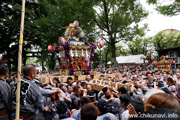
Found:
[139,0,180,37]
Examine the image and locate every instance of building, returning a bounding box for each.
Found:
[155,29,180,69]
[107,54,147,66]
[157,47,180,69]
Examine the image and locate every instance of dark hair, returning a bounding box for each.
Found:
[97,99,108,114]
[147,82,154,88]
[57,101,70,119]
[81,82,87,87]
[160,87,171,94]
[0,65,8,76]
[67,77,72,81]
[120,94,131,107]
[146,72,151,76]
[167,77,173,83]
[100,75,104,77]
[73,85,80,91]
[142,87,147,94]
[122,80,128,84]
[130,96,144,113]
[158,81,164,88]
[102,87,108,94]
[80,96,91,106]
[88,92,96,102]
[118,87,127,94]
[81,103,98,120]
[23,64,36,76]
[134,84,139,89]
[53,77,60,83]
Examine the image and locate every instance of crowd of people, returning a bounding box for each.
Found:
[1,64,180,120]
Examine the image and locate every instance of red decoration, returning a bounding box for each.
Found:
[99,39,104,48]
[153,61,156,64]
[73,20,79,28]
[59,36,66,45]
[172,60,176,64]
[165,55,168,59]
[48,45,53,51]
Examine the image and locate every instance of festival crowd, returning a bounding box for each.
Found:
[0,64,180,120]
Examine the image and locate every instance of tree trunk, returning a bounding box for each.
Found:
[41,53,44,71]
[105,45,110,67]
[110,39,118,68]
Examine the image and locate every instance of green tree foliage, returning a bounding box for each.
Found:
[92,0,148,67]
[0,0,150,71]
[0,0,97,71]
[102,44,128,67]
[0,0,46,72]
[116,45,128,56]
[127,37,153,55]
[147,0,180,16]
[33,0,97,70]
[95,36,153,67]
[153,30,180,50]
[96,43,111,67]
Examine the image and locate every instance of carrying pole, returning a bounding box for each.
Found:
[15,0,25,119]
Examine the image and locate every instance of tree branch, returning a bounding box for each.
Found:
[92,8,107,28]
[101,36,109,44]
[108,0,115,13]
[93,18,108,33]
[111,0,123,28]
[103,0,110,32]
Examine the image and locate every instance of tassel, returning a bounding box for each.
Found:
[75,49,78,57]
[86,49,89,58]
[70,49,74,57]
[82,49,84,57]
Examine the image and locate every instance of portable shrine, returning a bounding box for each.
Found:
[54,21,97,76]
